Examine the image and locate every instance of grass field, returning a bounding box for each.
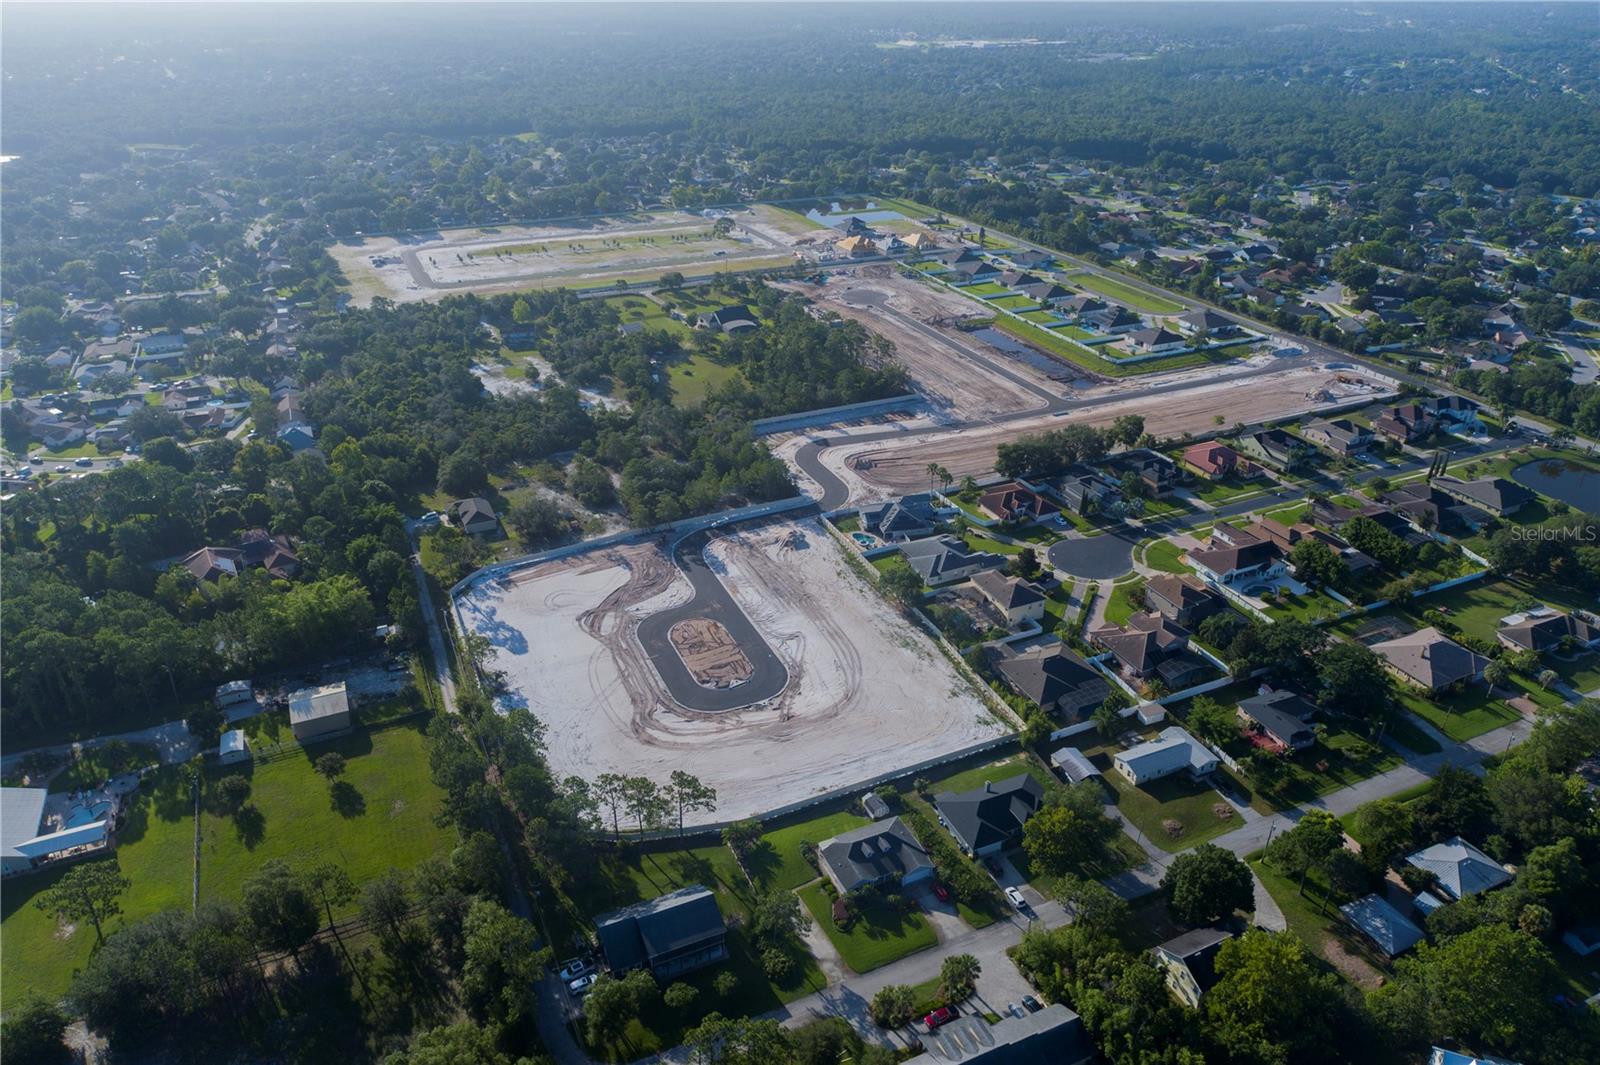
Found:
[1392,684,1526,743]
[1140,539,1192,574]
[606,294,692,338]
[798,883,937,973]
[667,352,744,406]
[1,721,452,1010]
[1066,271,1184,314]
[1092,746,1244,852]
[1247,855,1390,989]
[1103,580,1145,626]
[1244,724,1402,811]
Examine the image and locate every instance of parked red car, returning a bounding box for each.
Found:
[932,883,952,903]
[924,1006,958,1030]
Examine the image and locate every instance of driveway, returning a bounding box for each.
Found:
[1,719,198,777]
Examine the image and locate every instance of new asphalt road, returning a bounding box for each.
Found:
[634,524,792,712]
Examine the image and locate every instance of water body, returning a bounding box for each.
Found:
[1512,458,1600,515]
[805,202,907,227]
[968,327,1093,388]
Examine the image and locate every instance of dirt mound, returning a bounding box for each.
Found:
[669,618,755,689]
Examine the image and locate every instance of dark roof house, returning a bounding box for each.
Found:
[816,818,935,894]
[934,773,1044,856]
[595,885,729,980]
[991,643,1111,719]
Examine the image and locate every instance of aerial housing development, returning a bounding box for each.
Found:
[1,4,1598,1065]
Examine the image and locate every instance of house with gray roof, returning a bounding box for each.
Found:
[1236,690,1319,752]
[1406,836,1511,900]
[970,570,1045,626]
[1371,627,1488,691]
[816,817,935,894]
[1433,475,1533,518]
[933,773,1044,857]
[858,493,939,542]
[1301,418,1373,457]
[991,642,1110,719]
[898,535,1006,585]
[1497,607,1600,654]
[1341,894,1424,957]
[1152,928,1231,1008]
[595,885,728,979]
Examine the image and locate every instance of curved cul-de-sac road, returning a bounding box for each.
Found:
[635,525,793,712]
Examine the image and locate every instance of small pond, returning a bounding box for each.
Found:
[1511,458,1600,515]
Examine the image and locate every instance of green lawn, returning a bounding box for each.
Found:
[1393,684,1525,743]
[1264,589,1351,625]
[1243,724,1402,811]
[1187,474,1271,505]
[1094,751,1245,852]
[963,531,1022,557]
[746,809,871,894]
[798,883,937,974]
[963,282,1009,297]
[667,352,744,406]
[1248,855,1390,988]
[990,316,1131,378]
[1103,580,1145,625]
[988,295,1040,312]
[605,294,692,338]
[1,721,453,1009]
[1019,309,1064,325]
[1066,271,1184,314]
[1140,539,1191,574]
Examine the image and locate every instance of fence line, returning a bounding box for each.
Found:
[750,393,922,436]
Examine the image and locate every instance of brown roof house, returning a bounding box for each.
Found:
[978,481,1057,522]
[1090,613,1197,686]
[1144,573,1226,627]
[1371,627,1489,691]
[1179,442,1257,481]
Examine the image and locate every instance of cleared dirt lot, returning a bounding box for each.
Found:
[455,518,1007,825]
[839,364,1392,493]
[780,272,1061,420]
[333,205,818,305]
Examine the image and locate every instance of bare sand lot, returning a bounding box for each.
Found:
[333,204,820,305]
[456,519,1007,825]
[838,364,1393,493]
[779,272,1060,420]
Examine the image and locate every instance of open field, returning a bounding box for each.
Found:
[1,721,450,1009]
[456,516,1009,826]
[835,363,1394,493]
[331,204,824,305]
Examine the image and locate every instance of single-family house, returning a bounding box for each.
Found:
[595,885,728,979]
[1372,403,1437,445]
[1104,449,1179,497]
[1180,441,1253,481]
[1055,471,1121,517]
[950,260,1001,283]
[1371,627,1489,691]
[1301,418,1373,456]
[1341,894,1424,957]
[1143,573,1226,627]
[1497,607,1600,653]
[288,682,353,744]
[933,773,1044,857]
[1152,928,1231,1008]
[1176,309,1234,337]
[1017,281,1073,305]
[1238,427,1312,471]
[978,481,1056,522]
[1,787,112,878]
[1236,690,1319,752]
[970,570,1046,626]
[898,535,1006,585]
[1113,726,1218,786]
[1080,306,1140,334]
[1432,476,1533,518]
[1125,327,1188,356]
[1406,836,1511,900]
[816,817,934,894]
[992,643,1112,719]
[448,497,500,537]
[1187,538,1284,587]
[835,235,879,258]
[857,494,938,542]
[276,422,318,452]
[696,306,758,333]
[1379,482,1488,534]
[1090,613,1192,681]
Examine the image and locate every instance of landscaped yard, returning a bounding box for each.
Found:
[1264,588,1351,624]
[1103,579,1145,626]
[1186,473,1272,505]
[1140,539,1192,574]
[1247,854,1389,990]
[1392,684,1527,743]
[798,883,937,973]
[1093,749,1246,852]
[1,720,454,1010]
[1242,724,1402,811]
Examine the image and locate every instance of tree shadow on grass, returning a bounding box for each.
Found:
[234,804,266,849]
[330,781,366,818]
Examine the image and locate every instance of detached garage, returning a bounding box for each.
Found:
[218,729,251,765]
[289,682,353,744]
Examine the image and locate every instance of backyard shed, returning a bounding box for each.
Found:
[288,682,353,743]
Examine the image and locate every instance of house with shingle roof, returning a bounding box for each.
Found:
[1432,475,1533,517]
[1301,418,1373,456]
[971,570,1046,626]
[1371,627,1488,691]
[1144,573,1226,627]
[816,818,934,894]
[898,535,1006,585]
[1341,894,1424,957]
[933,773,1044,857]
[1496,607,1600,654]
[992,642,1110,718]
